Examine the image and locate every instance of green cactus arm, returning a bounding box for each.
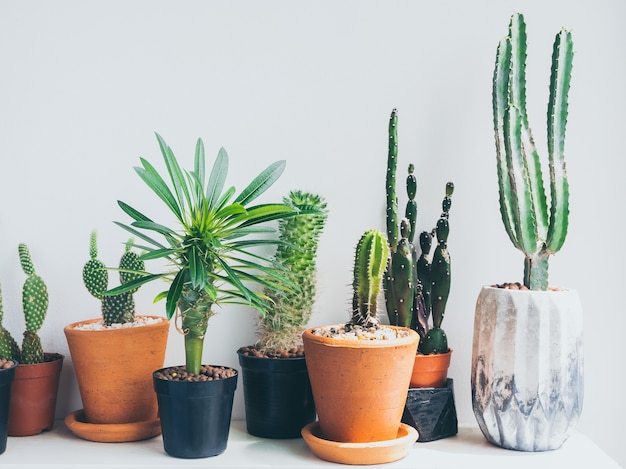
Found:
[431,219,451,329]
[546,28,573,253]
[508,13,549,243]
[19,244,48,335]
[390,238,414,328]
[503,105,539,256]
[386,109,399,254]
[405,164,417,243]
[0,285,21,361]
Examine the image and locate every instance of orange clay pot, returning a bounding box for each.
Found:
[8,353,64,436]
[64,316,168,426]
[302,326,419,443]
[409,349,452,388]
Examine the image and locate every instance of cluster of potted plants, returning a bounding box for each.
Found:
[0,11,583,464]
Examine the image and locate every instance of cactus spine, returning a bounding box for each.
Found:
[83,231,145,326]
[0,244,49,364]
[350,229,389,328]
[493,13,573,290]
[383,108,454,354]
[259,190,328,353]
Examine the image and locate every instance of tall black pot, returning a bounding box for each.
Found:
[0,361,18,455]
[153,366,238,459]
[238,351,315,438]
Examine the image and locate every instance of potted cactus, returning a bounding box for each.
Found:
[107,133,305,458]
[382,109,458,441]
[0,243,64,438]
[237,190,328,439]
[471,12,582,452]
[301,229,419,465]
[63,231,168,443]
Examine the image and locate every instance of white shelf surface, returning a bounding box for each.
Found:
[1,420,621,468]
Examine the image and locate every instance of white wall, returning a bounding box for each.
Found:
[1,0,624,465]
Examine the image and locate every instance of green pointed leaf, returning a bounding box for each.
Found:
[234,160,286,206]
[135,159,182,222]
[207,148,229,208]
[166,269,185,320]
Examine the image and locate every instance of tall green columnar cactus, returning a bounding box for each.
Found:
[350,229,389,328]
[18,243,49,364]
[83,231,145,326]
[0,285,21,361]
[259,190,328,352]
[493,13,573,290]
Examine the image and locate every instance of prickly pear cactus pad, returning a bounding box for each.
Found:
[0,285,21,361]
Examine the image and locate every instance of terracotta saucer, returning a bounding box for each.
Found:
[301,421,418,465]
[64,409,161,443]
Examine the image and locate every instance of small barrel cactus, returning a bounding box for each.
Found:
[493,13,573,290]
[383,108,454,354]
[83,231,145,326]
[0,244,49,364]
[350,229,389,328]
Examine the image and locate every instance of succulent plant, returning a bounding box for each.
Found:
[493,13,573,290]
[257,190,328,353]
[108,133,307,375]
[349,229,389,328]
[0,244,49,364]
[83,231,145,326]
[383,108,454,354]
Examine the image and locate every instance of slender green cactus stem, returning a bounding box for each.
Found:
[493,13,573,290]
[351,229,389,328]
[386,109,399,254]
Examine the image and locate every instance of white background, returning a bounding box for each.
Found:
[0,1,624,466]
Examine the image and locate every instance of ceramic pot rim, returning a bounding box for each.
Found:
[303,325,418,349]
[480,285,577,295]
[64,315,168,334]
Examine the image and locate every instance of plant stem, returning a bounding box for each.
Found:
[184,334,204,375]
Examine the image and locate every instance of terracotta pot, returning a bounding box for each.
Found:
[409,349,452,388]
[8,353,64,436]
[302,326,418,443]
[64,316,168,426]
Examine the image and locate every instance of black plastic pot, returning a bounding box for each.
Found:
[153,366,238,458]
[238,351,315,438]
[0,361,18,455]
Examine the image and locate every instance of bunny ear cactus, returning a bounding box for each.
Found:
[83,231,145,326]
[350,229,389,328]
[0,285,21,361]
[493,13,573,290]
[259,190,328,353]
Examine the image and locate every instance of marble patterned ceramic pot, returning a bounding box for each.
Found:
[471,286,584,451]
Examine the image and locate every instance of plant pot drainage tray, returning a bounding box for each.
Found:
[64,409,161,443]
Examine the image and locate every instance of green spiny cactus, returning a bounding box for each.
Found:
[493,13,573,290]
[259,190,328,353]
[18,243,48,364]
[0,285,21,361]
[350,229,389,328]
[417,184,453,354]
[83,231,145,326]
[0,244,49,364]
[383,108,454,354]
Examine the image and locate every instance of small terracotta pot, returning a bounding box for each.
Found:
[64,316,168,425]
[303,326,418,443]
[8,353,64,436]
[409,349,452,388]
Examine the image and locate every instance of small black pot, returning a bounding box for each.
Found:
[0,361,18,455]
[238,350,315,439]
[153,366,238,458]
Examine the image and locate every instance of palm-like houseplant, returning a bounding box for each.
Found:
[110,133,303,458]
[111,133,300,375]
